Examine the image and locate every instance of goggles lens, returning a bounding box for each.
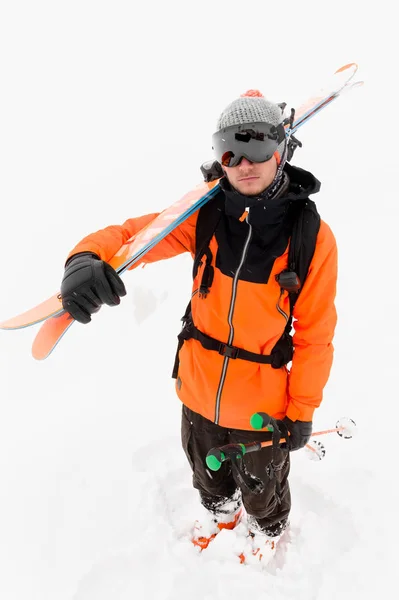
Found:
[212,122,286,167]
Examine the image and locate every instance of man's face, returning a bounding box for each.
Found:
[223,156,278,196]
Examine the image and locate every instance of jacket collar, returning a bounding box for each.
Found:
[221,163,321,226]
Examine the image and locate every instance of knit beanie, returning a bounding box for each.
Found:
[216,90,286,164]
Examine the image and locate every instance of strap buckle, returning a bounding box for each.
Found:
[218,343,239,359]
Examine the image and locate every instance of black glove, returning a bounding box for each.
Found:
[279,417,312,451]
[60,252,126,324]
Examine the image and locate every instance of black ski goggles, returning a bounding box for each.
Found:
[212,122,286,167]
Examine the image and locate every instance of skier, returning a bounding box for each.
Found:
[59,91,337,564]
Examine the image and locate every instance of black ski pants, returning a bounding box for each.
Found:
[181,405,291,536]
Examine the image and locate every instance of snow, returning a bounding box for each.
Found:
[0,1,397,599]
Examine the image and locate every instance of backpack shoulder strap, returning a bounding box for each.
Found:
[288,199,321,313]
[172,191,224,379]
[192,191,224,280]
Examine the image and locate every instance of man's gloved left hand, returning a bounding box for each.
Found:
[279,417,312,451]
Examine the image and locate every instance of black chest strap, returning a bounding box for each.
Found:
[172,317,293,377]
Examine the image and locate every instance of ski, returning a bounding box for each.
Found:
[0,63,363,359]
[291,79,363,134]
[290,62,359,132]
[0,180,220,330]
[0,62,361,333]
[31,180,221,359]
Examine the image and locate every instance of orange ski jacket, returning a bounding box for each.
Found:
[67,165,337,430]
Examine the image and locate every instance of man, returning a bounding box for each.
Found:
[60,91,337,564]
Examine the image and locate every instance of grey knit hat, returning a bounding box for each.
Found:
[216,90,286,164]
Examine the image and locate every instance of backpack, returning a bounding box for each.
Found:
[172,178,320,379]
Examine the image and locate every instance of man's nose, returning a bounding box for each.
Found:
[238,157,253,168]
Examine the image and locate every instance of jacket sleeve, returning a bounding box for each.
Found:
[66,211,197,266]
[286,220,338,422]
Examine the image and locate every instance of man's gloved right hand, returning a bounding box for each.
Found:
[60,252,126,324]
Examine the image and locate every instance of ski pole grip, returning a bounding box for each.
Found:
[250,412,275,431]
[206,448,226,471]
[206,443,247,472]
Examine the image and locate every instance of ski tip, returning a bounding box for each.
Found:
[32,334,57,360]
[0,294,63,330]
[32,349,51,361]
[32,340,58,361]
[341,80,365,95]
[31,313,74,360]
[335,62,358,74]
[0,311,63,330]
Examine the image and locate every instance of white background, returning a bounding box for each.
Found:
[0,1,396,599]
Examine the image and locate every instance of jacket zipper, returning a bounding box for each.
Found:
[214,213,253,424]
[276,289,289,323]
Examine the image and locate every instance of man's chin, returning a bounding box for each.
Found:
[235,181,265,196]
